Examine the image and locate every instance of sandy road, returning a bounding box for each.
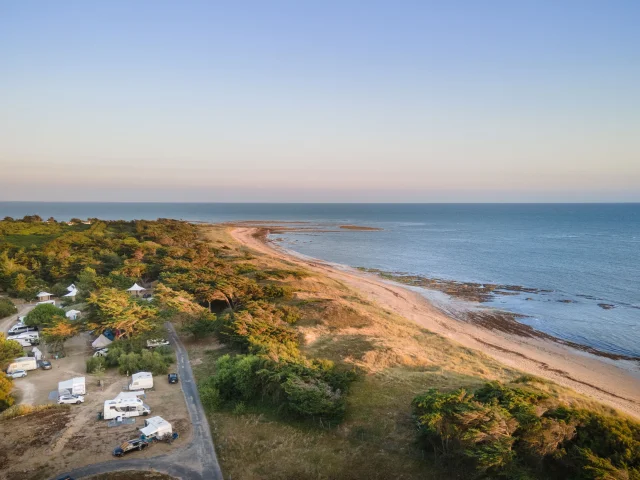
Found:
[52,322,223,480]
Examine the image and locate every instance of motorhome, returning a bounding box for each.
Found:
[139,416,172,440]
[7,357,38,373]
[102,398,151,420]
[58,377,86,396]
[129,372,153,390]
[12,337,34,348]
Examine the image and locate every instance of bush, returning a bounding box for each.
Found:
[0,298,17,319]
[86,356,107,373]
[118,352,142,375]
[199,378,222,412]
[24,303,65,327]
[262,284,294,300]
[139,349,170,375]
[412,382,640,479]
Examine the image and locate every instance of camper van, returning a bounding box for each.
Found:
[102,398,151,420]
[7,357,38,373]
[128,372,153,390]
[8,324,38,335]
[11,337,35,348]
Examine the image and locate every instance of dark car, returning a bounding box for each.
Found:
[113,438,149,457]
[39,360,52,370]
[168,373,179,384]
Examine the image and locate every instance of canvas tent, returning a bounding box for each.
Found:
[31,347,43,361]
[92,334,113,349]
[64,288,78,298]
[140,416,172,440]
[67,284,76,291]
[66,309,81,320]
[127,283,145,297]
[58,377,86,396]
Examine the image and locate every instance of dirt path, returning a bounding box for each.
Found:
[53,322,223,480]
[231,227,640,419]
[1,302,35,334]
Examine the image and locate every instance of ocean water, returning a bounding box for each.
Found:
[1,202,639,357]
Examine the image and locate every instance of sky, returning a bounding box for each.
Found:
[1,0,639,203]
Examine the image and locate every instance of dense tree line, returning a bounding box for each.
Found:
[0,216,353,421]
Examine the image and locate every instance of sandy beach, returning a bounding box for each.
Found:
[231,226,640,419]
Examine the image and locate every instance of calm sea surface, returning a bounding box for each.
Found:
[1,202,639,356]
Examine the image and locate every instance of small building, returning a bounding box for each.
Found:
[65,309,81,320]
[126,283,146,297]
[63,289,77,299]
[140,416,172,440]
[36,291,53,302]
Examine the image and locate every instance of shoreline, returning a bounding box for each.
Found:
[230,226,640,419]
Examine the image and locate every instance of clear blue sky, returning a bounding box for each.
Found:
[1,1,639,202]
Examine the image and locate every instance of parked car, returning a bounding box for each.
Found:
[113,438,149,457]
[168,373,179,384]
[58,394,85,405]
[93,348,109,357]
[8,370,27,379]
[39,360,52,370]
[147,339,170,348]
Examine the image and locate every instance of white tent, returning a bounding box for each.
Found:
[127,283,145,292]
[140,416,172,440]
[66,283,76,292]
[64,288,78,297]
[91,334,113,349]
[58,377,86,396]
[65,309,81,320]
[31,347,42,361]
[114,390,145,401]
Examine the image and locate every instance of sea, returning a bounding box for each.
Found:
[1,202,639,357]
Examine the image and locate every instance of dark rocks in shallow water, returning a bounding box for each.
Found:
[558,299,575,304]
[525,297,534,301]
[598,303,615,310]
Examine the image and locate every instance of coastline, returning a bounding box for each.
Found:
[230,226,640,419]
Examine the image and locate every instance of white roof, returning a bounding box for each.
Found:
[140,416,172,437]
[114,391,145,401]
[91,334,113,349]
[66,309,81,317]
[59,377,85,390]
[63,289,78,297]
[127,283,145,292]
[132,371,152,380]
[67,284,76,291]
[36,291,52,297]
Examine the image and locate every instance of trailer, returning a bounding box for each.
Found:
[7,357,38,373]
[139,416,172,441]
[129,372,153,390]
[58,377,86,396]
[102,398,151,420]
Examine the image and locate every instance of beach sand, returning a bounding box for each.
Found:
[231,226,640,419]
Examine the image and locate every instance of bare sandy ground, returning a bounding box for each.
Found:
[231,227,640,419]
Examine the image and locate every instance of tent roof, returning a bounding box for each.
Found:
[59,377,85,389]
[36,291,52,297]
[67,284,76,291]
[63,289,78,297]
[115,391,145,401]
[140,416,172,437]
[127,283,145,291]
[91,334,113,349]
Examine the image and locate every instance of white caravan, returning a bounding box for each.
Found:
[8,331,39,343]
[140,416,172,440]
[129,372,153,390]
[58,377,86,396]
[8,324,38,335]
[7,357,38,373]
[103,398,151,420]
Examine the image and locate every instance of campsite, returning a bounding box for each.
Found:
[0,310,191,479]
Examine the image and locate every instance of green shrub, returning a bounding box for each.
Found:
[118,352,142,375]
[86,356,107,373]
[199,379,222,412]
[24,303,66,327]
[262,284,294,299]
[412,382,640,479]
[105,346,125,367]
[0,298,17,319]
[138,349,170,375]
